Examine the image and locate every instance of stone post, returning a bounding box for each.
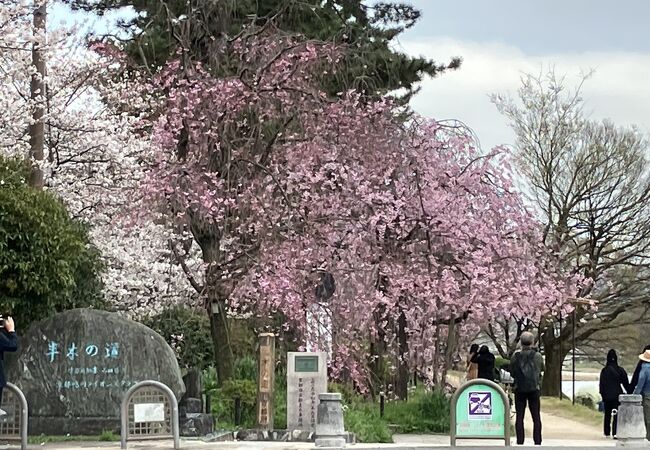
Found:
[616,394,646,447]
[257,333,275,430]
[315,393,346,448]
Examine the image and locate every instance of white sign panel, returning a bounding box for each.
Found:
[134,403,165,423]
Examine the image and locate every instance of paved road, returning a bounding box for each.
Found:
[0,434,623,449]
[526,412,601,442]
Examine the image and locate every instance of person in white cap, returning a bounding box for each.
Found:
[633,349,650,441]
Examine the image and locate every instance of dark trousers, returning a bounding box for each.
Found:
[603,399,619,436]
[515,390,542,445]
[643,394,650,441]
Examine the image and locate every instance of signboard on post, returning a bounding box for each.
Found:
[451,379,510,446]
[257,333,276,430]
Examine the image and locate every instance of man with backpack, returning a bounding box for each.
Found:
[510,331,544,445]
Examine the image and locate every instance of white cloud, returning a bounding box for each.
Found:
[400,37,650,151]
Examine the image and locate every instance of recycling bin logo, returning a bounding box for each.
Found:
[468,391,492,420]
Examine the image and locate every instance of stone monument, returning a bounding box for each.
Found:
[179,369,213,437]
[315,393,346,448]
[5,308,185,435]
[287,351,327,432]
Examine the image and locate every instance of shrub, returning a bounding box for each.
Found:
[0,157,105,327]
[141,305,213,370]
[205,357,260,429]
[383,389,450,434]
[344,402,392,443]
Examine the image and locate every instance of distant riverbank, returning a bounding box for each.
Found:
[562,370,599,381]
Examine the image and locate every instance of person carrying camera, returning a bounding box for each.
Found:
[0,316,18,416]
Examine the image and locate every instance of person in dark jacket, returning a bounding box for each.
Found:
[471,345,496,381]
[633,350,650,441]
[599,349,630,437]
[0,316,18,416]
[467,344,479,381]
[630,344,650,393]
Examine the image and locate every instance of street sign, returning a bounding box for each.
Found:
[451,379,510,446]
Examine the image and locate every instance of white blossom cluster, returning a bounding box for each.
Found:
[0,5,201,314]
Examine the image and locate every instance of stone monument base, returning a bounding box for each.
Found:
[178,395,213,437]
[179,413,213,437]
[205,429,355,443]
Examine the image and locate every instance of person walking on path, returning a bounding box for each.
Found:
[630,344,650,393]
[471,345,496,381]
[633,349,650,441]
[510,331,544,446]
[467,344,479,381]
[599,349,630,438]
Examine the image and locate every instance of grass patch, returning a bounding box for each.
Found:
[28,431,120,444]
[541,396,602,427]
[383,389,450,434]
[344,402,392,443]
[338,387,451,443]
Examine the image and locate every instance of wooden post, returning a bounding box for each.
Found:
[257,333,275,430]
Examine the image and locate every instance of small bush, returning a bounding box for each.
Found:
[383,389,450,434]
[273,369,288,429]
[205,356,262,429]
[140,305,213,370]
[99,430,119,441]
[576,393,597,410]
[333,384,450,442]
[344,403,392,443]
[234,355,257,381]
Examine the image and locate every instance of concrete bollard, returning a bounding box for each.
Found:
[616,394,646,447]
[315,393,346,449]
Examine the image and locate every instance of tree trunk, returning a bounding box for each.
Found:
[29,0,46,189]
[541,332,568,397]
[442,317,457,385]
[369,305,387,397]
[209,297,234,386]
[396,309,409,400]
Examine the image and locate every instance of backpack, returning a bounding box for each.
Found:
[513,350,539,393]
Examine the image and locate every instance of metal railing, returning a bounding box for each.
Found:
[0,383,28,450]
[120,380,179,449]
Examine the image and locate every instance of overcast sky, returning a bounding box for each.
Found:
[53,1,650,151]
[394,0,650,150]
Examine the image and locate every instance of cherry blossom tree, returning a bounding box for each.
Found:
[98,28,577,388]
[1,2,577,389]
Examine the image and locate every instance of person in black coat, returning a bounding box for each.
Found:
[599,349,630,437]
[471,345,496,381]
[630,344,650,393]
[0,316,18,416]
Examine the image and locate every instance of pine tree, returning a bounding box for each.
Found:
[66,0,460,101]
